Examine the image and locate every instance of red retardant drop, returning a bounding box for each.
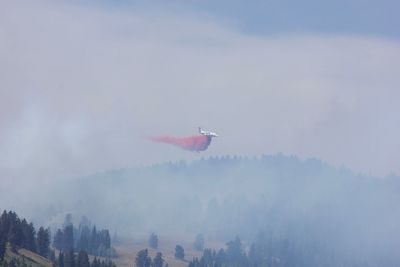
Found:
[148,135,212,152]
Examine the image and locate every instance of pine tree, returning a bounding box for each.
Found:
[226,237,247,266]
[53,229,64,250]
[21,219,36,252]
[90,226,98,253]
[77,250,90,267]
[7,212,23,248]
[63,214,73,228]
[215,248,226,266]
[64,249,75,267]
[0,236,6,263]
[202,249,213,266]
[152,252,163,267]
[91,257,99,267]
[48,249,56,263]
[101,230,111,249]
[64,225,74,252]
[135,249,151,267]
[77,226,90,252]
[193,234,204,251]
[37,227,50,257]
[148,233,158,249]
[58,251,65,267]
[174,245,184,260]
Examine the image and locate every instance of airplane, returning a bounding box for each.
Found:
[198,127,219,137]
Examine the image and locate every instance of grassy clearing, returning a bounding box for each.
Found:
[112,238,224,267]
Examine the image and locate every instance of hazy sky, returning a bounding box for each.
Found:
[0,0,399,185]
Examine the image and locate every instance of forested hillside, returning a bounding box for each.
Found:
[13,155,400,266]
[53,214,116,258]
[0,211,117,267]
[0,211,51,264]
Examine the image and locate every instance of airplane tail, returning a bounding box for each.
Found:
[198,127,202,133]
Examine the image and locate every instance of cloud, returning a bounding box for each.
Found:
[0,0,399,187]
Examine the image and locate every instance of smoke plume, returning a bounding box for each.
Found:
[149,135,212,152]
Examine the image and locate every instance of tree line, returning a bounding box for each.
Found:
[188,233,339,267]
[135,250,168,267]
[53,214,116,258]
[0,211,117,267]
[0,210,50,264]
[57,249,116,267]
[135,233,189,267]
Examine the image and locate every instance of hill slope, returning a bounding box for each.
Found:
[4,244,52,267]
[26,155,400,266]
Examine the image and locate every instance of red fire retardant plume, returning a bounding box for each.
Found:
[149,135,212,152]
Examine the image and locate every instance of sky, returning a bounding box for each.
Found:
[0,0,399,187]
[108,0,400,37]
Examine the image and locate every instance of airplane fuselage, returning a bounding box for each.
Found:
[198,127,218,137]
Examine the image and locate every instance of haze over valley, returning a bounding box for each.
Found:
[1,1,399,266]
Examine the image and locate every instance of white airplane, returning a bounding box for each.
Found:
[198,127,219,137]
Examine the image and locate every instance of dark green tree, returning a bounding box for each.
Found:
[58,251,65,267]
[174,245,184,260]
[201,249,214,266]
[64,249,75,267]
[7,212,23,249]
[21,220,36,252]
[64,225,74,252]
[100,230,111,249]
[148,233,158,249]
[0,237,6,263]
[77,226,90,252]
[193,234,204,251]
[226,237,247,266]
[77,250,90,267]
[135,249,151,267]
[48,248,56,263]
[36,227,50,257]
[91,257,99,267]
[63,214,73,228]
[53,229,64,250]
[215,248,226,266]
[152,252,164,267]
[188,259,199,267]
[90,226,98,252]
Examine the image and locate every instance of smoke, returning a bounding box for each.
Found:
[148,135,212,151]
